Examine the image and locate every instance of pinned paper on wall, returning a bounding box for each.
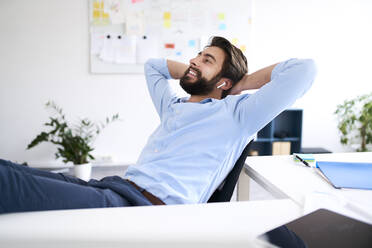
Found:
[99,34,136,64]
[115,36,136,64]
[188,0,210,36]
[136,36,160,64]
[104,0,125,24]
[126,11,145,36]
[89,0,253,73]
[91,32,105,54]
[99,34,115,62]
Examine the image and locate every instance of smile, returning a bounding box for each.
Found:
[186,68,200,80]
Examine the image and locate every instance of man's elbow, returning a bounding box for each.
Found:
[144,58,156,70]
[297,58,317,96]
[300,59,317,82]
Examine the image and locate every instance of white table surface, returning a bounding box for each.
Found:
[0,199,300,248]
[244,152,372,224]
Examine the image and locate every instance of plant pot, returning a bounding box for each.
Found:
[73,163,92,181]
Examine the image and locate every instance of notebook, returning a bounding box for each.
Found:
[316,161,372,190]
[259,208,372,248]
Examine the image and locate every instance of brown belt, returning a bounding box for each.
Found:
[126,179,165,205]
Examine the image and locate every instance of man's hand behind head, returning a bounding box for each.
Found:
[228,75,248,95]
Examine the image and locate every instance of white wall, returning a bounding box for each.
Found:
[0,0,371,165]
[250,0,372,152]
[0,0,160,164]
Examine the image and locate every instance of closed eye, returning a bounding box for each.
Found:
[195,51,216,64]
[204,53,216,64]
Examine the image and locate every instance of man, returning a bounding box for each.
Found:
[0,37,316,213]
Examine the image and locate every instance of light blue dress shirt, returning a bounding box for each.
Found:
[124,58,316,205]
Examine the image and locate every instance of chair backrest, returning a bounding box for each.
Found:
[207,140,253,203]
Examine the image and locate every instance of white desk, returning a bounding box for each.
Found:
[0,200,300,247]
[244,152,372,224]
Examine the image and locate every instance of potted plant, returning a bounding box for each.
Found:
[334,93,372,152]
[27,101,120,180]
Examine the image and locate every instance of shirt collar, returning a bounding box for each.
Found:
[177,97,215,104]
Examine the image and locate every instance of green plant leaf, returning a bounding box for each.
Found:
[28,101,121,164]
[335,92,372,152]
[27,132,50,149]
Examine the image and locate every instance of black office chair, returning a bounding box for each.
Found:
[207,140,253,203]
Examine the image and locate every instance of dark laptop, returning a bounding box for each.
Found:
[259,208,372,248]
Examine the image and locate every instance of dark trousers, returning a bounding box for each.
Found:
[0,159,152,214]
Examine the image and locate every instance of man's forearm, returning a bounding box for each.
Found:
[239,63,278,91]
[167,60,188,79]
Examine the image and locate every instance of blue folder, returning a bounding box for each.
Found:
[316,161,372,190]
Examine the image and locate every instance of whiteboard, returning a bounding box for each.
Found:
[89,0,253,74]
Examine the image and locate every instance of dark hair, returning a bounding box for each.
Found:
[207,36,248,99]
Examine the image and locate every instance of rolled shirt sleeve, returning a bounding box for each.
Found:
[144,58,178,119]
[233,58,317,135]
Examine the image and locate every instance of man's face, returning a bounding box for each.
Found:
[180,46,226,96]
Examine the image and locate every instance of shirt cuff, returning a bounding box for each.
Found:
[146,58,173,80]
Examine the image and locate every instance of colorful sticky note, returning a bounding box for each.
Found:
[217,13,225,20]
[93,1,101,9]
[163,20,171,28]
[163,12,171,20]
[176,51,182,56]
[164,43,175,49]
[93,10,101,19]
[102,12,110,19]
[131,0,144,3]
[188,40,196,47]
[218,23,226,30]
[231,38,238,45]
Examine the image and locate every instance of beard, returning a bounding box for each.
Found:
[180,67,222,96]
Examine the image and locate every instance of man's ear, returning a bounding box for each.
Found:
[217,78,233,90]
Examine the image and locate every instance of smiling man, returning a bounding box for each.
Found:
[123,36,316,205]
[0,36,316,213]
[179,46,234,99]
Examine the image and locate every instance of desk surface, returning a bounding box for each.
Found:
[244,152,372,224]
[0,199,300,247]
